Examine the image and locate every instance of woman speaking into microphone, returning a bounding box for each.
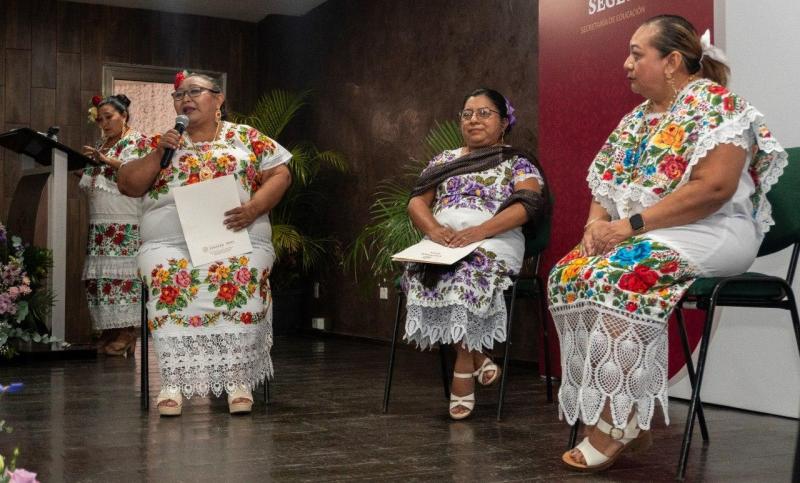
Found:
[118,71,292,416]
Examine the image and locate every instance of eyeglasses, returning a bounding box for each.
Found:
[458,107,500,122]
[171,87,220,101]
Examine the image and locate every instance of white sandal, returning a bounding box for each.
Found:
[473,357,500,386]
[562,414,652,472]
[228,387,254,414]
[156,388,183,417]
[449,371,476,420]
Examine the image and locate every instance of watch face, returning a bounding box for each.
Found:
[630,214,644,231]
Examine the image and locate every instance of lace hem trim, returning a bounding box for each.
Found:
[90,304,141,330]
[152,324,273,398]
[551,300,670,430]
[404,300,507,352]
[79,174,122,195]
[82,257,139,279]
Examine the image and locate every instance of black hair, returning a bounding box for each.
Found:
[98,94,132,123]
[463,88,512,134]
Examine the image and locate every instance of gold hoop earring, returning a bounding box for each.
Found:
[215,109,222,122]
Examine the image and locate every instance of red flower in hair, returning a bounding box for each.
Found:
[174,71,187,89]
[91,95,103,106]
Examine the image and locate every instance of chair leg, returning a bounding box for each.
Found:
[536,276,554,403]
[568,421,580,448]
[140,284,149,411]
[785,285,800,359]
[497,280,518,421]
[675,308,709,442]
[264,377,270,404]
[677,303,716,480]
[382,292,405,413]
[439,344,451,400]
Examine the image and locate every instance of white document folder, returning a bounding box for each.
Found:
[173,175,253,267]
[391,239,482,265]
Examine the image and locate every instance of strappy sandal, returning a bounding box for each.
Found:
[562,414,652,472]
[228,387,254,415]
[156,388,183,417]
[449,371,476,420]
[473,357,500,386]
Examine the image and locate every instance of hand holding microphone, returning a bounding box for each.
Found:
[159,115,190,169]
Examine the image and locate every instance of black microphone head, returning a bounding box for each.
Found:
[175,115,190,132]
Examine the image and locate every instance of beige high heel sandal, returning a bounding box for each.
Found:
[156,388,183,417]
[562,414,652,472]
[228,387,254,415]
[449,371,476,420]
[473,357,500,386]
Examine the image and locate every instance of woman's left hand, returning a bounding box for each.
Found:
[592,219,635,254]
[448,225,487,248]
[224,202,260,232]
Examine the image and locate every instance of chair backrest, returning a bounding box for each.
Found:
[524,192,554,261]
[759,147,800,257]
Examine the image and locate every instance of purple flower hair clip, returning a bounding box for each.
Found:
[504,97,516,128]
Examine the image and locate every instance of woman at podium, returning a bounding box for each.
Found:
[80,94,154,356]
[117,72,292,416]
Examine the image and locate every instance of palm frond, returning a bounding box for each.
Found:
[422,120,462,161]
[240,90,311,139]
[346,120,462,279]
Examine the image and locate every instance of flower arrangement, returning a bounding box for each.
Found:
[86,95,102,124]
[0,223,59,359]
[0,383,40,483]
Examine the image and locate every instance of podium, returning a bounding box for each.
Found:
[0,127,92,353]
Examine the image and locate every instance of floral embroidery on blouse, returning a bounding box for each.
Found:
[83,131,155,185]
[588,79,783,224]
[430,151,541,215]
[147,122,279,200]
[87,223,140,257]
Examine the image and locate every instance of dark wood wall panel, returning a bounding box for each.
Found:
[5,49,31,124]
[31,0,57,88]
[1,0,260,344]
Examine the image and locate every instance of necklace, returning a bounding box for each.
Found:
[98,127,130,155]
[184,121,223,149]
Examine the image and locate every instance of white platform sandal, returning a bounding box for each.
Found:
[228,387,254,415]
[449,371,476,420]
[156,388,183,417]
[562,414,652,472]
[473,357,500,386]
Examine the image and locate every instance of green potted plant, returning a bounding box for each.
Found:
[347,120,462,282]
[235,90,347,333]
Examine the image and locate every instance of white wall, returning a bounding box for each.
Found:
[669,0,800,418]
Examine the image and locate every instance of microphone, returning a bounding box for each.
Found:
[160,115,189,169]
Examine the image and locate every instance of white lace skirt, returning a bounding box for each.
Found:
[138,240,274,398]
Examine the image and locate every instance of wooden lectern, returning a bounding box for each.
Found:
[0,127,92,354]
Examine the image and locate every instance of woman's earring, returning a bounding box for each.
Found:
[215,109,222,122]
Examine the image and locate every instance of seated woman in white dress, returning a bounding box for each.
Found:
[404,88,549,419]
[547,15,788,472]
[118,72,292,416]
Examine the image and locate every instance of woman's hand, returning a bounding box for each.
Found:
[590,219,635,255]
[427,225,456,246]
[224,201,260,232]
[157,129,182,152]
[449,225,487,248]
[82,146,108,165]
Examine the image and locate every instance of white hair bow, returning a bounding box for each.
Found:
[699,29,728,64]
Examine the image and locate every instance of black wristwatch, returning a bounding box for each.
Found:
[629,214,645,234]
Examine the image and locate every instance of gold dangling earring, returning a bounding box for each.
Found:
[215,108,222,123]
